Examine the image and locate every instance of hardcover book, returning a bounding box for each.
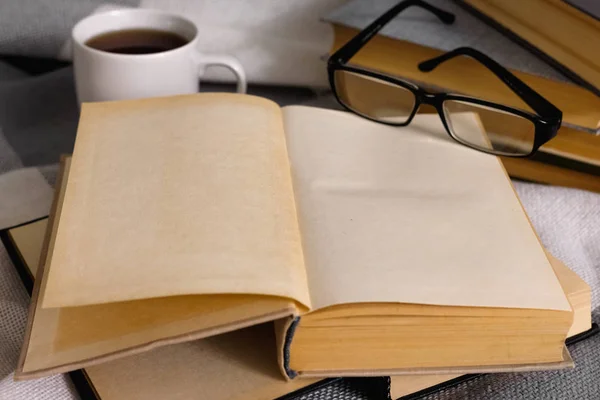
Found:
[459,0,600,96]
[16,93,573,381]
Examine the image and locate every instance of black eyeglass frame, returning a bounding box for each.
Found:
[327,0,563,157]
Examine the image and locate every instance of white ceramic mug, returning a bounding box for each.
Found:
[72,9,247,103]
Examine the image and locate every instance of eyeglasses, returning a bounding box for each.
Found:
[327,0,562,157]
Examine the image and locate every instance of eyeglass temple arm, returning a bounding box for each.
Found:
[418,47,561,120]
[329,0,455,65]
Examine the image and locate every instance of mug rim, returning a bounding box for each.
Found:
[72,8,198,59]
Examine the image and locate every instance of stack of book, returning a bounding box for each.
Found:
[9,93,597,399]
[460,0,600,94]
[324,0,600,193]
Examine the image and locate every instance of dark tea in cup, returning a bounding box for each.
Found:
[85,29,189,54]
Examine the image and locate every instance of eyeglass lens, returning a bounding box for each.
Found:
[334,69,536,156]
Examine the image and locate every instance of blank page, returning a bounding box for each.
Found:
[42,94,309,309]
[282,106,570,312]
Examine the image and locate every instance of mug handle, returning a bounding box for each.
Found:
[196,53,247,93]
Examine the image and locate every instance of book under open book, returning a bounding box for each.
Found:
[17,93,574,381]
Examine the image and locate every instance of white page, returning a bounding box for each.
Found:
[282,106,570,312]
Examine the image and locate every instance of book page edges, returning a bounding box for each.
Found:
[16,155,71,377]
[295,347,572,378]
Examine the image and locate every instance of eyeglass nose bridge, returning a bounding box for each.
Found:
[416,91,445,108]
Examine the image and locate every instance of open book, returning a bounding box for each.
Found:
[16,93,573,380]
[6,217,593,400]
[6,216,593,400]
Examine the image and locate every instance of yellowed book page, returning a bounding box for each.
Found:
[41,93,309,309]
[282,106,570,311]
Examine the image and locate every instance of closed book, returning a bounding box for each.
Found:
[324,0,600,192]
[16,93,573,381]
[459,0,600,96]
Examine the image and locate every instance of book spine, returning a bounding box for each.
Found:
[282,316,301,379]
[453,0,600,98]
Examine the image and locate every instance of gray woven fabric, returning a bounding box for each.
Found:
[0,0,138,58]
[0,242,78,399]
[0,64,599,400]
[325,0,569,84]
[298,380,371,400]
